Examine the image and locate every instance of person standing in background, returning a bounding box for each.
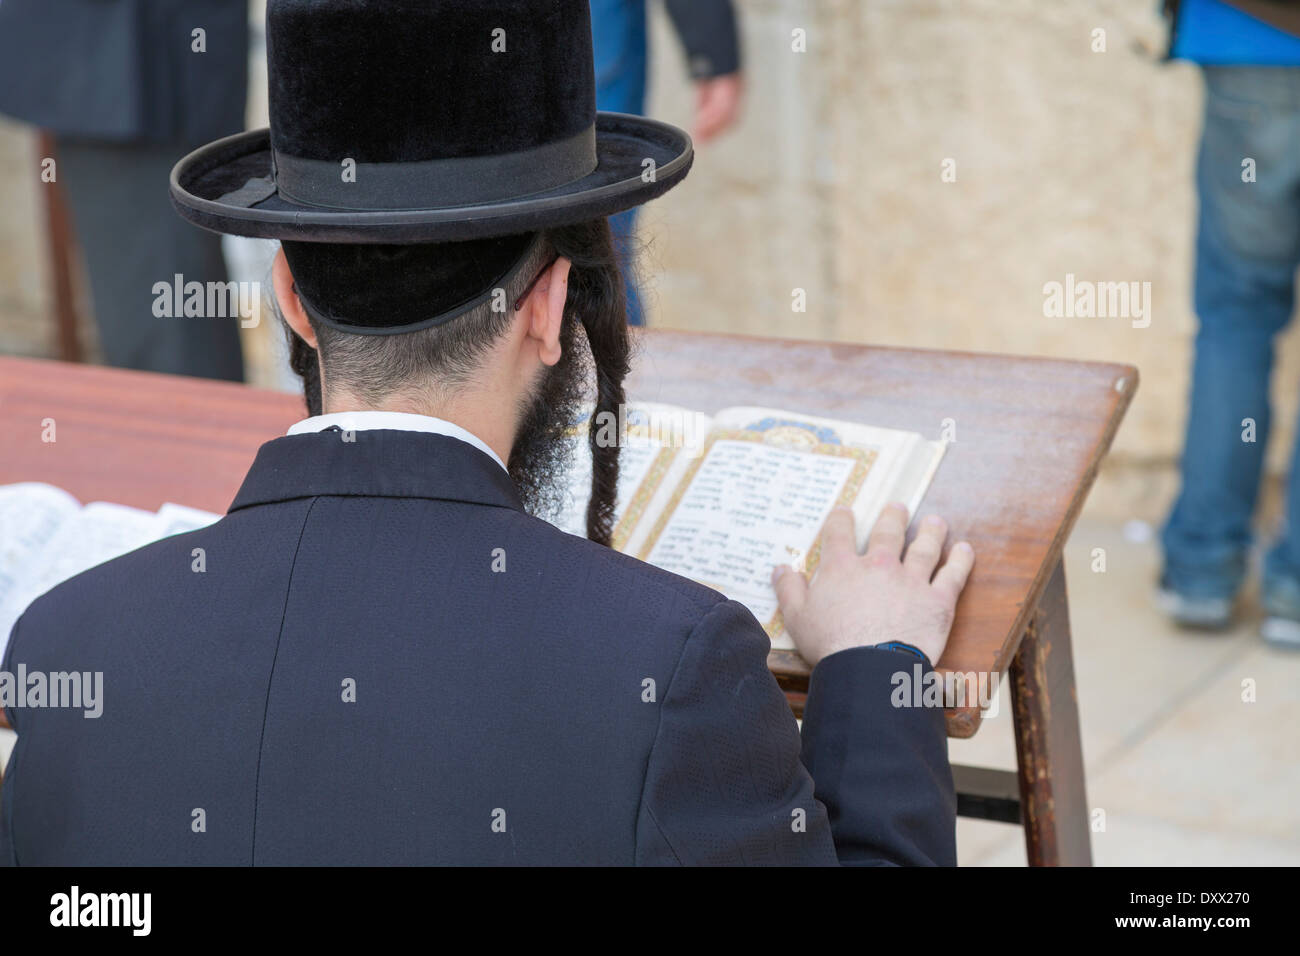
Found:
[591,0,744,326]
[0,0,248,381]
[1159,0,1300,647]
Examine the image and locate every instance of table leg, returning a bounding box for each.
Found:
[1010,559,1092,866]
[38,132,84,363]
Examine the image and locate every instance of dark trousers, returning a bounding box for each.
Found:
[56,138,245,381]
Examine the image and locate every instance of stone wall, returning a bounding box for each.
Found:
[642,0,1300,520]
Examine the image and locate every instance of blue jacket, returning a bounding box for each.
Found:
[1169,0,1300,64]
[1,430,956,865]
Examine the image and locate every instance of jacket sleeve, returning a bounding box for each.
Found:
[0,615,24,867]
[800,647,958,865]
[635,599,957,865]
[663,0,742,79]
[635,599,838,864]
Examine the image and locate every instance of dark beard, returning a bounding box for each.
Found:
[506,325,593,523]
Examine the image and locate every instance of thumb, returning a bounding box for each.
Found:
[771,564,808,625]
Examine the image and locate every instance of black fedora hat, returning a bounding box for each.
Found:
[169,0,693,245]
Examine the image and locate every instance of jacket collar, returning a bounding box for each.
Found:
[286,410,508,472]
[228,429,524,514]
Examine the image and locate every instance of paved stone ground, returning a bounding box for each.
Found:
[953,516,1300,866]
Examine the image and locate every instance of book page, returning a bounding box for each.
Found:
[0,483,82,611]
[0,501,166,661]
[155,502,222,537]
[624,407,944,650]
[552,402,711,547]
[712,407,943,551]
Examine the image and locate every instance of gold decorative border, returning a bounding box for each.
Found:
[611,444,677,551]
[635,428,877,634]
[567,415,695,549]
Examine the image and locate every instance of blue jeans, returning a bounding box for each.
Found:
[590,0,648,326]
[1162,66,1300,601]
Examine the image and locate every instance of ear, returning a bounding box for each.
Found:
[523,256,571,367]
[272,248,317,350]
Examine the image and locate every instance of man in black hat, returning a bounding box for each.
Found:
[0,0,973,866]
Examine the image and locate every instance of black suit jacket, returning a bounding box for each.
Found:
[0,430,956,865]
[0,0,247,144]
[664,0,742,79]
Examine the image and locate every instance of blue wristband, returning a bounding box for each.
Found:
[872,641,929,663]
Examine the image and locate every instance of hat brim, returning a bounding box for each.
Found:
[170,112,692,244]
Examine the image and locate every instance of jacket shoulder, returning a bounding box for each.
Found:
[511,509,728,617]
[11,504,309,660]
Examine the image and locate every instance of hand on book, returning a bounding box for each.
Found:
[771,504,974,668]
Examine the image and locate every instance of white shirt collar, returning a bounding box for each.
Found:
[286,411,508,473]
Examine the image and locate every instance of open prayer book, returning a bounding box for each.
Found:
[552,404,947,650]
[0,483,220,659]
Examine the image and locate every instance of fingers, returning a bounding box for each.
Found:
[865,502,909,563]
[903,514,948,579]
[931,540,975,604]
[771,564,808,628]
[696,103,722,141]
[696,110,727,142]
[821,506,859,560]
[695,85,724,141]
[694,76,742,142]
